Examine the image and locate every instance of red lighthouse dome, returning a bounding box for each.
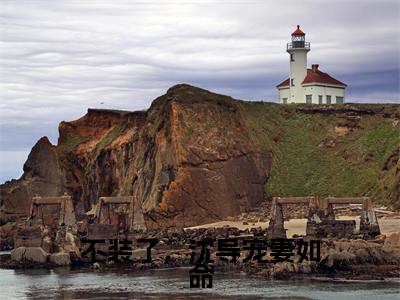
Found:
[292,25,305,35]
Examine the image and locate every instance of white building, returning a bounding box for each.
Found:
[277,25,347,104]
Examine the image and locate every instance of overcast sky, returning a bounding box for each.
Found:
[0,0,399,183]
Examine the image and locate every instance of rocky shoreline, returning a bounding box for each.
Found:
[1,227,399,281]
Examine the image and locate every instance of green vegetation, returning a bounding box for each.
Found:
[131,131,140,142]
[96,123,127,150]
[238,102,400,208]
[58,132,89,152]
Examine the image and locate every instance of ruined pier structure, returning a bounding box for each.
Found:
[86,196,147,240]
[267,196,381,239]
[15,193,77,249]
[16,194,147,251]
[95,196,146,231]
[30,194,77,230]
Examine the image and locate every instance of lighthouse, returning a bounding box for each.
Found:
[277,25,347,104]
[287,25,310,103]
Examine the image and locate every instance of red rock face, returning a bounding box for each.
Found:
[141,99,271,227]
[128,85,271,228]
[0,85,270,227]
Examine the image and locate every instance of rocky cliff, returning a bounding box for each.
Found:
[1,85,399,227]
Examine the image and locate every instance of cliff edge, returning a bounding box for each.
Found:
[1,84,399,227]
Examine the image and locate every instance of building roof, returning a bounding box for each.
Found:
[302,64,347,86]
[292,25,305,35]
[276,78,290,88]
[276,64,347,89]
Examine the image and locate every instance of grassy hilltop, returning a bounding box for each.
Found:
[240,102,399,207]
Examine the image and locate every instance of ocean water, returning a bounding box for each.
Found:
[0,266,398,300]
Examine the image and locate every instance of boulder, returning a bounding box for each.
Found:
[11,247,25,262]
[11,247,48,263]
[24,247,49,263]
[49,252,71,266]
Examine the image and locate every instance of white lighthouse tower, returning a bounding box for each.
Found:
[277,26,347,104]
[287,25,310,103]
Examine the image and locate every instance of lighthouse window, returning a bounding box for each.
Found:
[282,98,288,104]
[318,95,323,104]
[290,54,294,61]
[336,96,344,104]
[291,79,294,86]
[306,95,312,104]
